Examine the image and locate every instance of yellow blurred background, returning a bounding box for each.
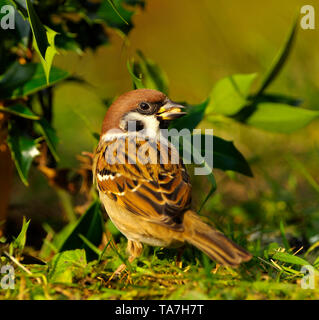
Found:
[50,0,319,166]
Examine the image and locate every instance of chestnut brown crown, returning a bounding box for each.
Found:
[101,89,167,135]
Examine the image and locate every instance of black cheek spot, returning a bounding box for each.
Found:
[125,120,145,132]
[136,121,144,131]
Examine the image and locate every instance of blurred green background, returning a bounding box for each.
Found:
[9,0,319,246]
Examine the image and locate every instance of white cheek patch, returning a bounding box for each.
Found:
[121,113,160,138]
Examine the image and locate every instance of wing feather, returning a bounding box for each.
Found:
[94,136,192,230]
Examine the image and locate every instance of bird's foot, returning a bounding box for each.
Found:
[212,264,221,274]
[107,263,128,283]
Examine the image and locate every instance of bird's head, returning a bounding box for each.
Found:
[101,89,186,139]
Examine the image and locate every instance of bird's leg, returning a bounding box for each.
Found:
[212,264,221,274]
[175,245,186,268]
[109,240,143,281]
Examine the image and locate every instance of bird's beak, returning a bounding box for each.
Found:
[156,101,187,120]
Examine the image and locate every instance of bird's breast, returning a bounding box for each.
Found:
[99,192,184,248]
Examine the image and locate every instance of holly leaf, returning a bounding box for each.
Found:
[0,63,69,100]
[0,104,39,120]
[36,118,59,162]
[26,0,58,83]
[7,120,40,186]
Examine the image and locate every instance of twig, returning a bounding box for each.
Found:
[4,251,41,285]
[4,251,32,275]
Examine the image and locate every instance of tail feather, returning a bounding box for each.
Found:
[183,211,252,267]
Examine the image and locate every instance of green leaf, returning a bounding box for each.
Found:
[105,0,129,25]
[0,62,36,98]
[206,73,257,116]
[54,32,82,54]
[48,249,87,284]
[9,0,28,19]
[49,222,77,254]
[264,242,280,259]
[199,173,217,212]
[0,63,69,100]
[7,121,40,186]
[9,217,30,254]
[247,103,319,133]
[174,132,214,176]
[256,18,298,96]
[0,0,11,10]
[251,93,303,107]
[0,104,39,120]
[279,220,290,250]
[25,0,48,57]
[305,241,319,258]
[213,136,253,176]
[172,100,208,131]
[97,0,134,33]
[26,0,58,83]
[36,118,59,162]
[70,107,100,143]
[187,135,252,177]
[272,251,309,266]
[176,134,252,177]
[59,201,104,262]
[37,28,59,84]
[132,51,169,94]
[127,60,145,89]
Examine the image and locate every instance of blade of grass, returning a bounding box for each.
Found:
[4,251,32,275]
[305,241,319,258]
[97,238,112,264]
[127,60,144,89]
[256,17,298,96]
[280,220,290,250]
[109,240,132,272]
[78,234,101,257]
[199,173,217,212]
[287,155,319,193]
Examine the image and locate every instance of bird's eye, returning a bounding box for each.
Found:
[139,102,150,110]
[137,102,155,114]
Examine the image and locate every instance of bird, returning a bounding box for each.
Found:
[93,88,252,272]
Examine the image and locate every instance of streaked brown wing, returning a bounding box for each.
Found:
[94,136,192,230]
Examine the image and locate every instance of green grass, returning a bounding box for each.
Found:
[1,239,319,300]
[1,212,319,300]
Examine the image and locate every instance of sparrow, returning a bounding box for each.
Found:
[93,88,251,269]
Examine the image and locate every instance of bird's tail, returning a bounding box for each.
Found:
[183,210,252,267]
